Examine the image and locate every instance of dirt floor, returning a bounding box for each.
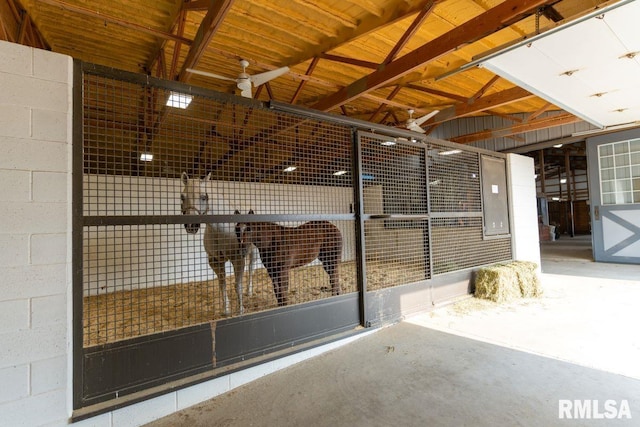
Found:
[84,259,427,346]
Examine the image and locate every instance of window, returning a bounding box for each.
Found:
[598,139,640,205]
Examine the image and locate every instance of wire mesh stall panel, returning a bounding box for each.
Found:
[359,133,430,288]
[428,143,512,301]
[355,132,432,325]
[75,63,359,408]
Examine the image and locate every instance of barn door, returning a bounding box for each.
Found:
[356,132,432,326]
[587,130,640,263]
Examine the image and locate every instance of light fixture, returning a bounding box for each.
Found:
[166,91,192,109]
[553,144,563,148]
[560,178,567,184]
[439,149,462,156]
[139,152,153,162]
[380,139,396,146]
[478,0,640,129]
[283,166,297,172]
[333,170,348,176]
[552,197,560,201]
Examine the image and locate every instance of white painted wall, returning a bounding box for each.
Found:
[0,40,73,426]
[83,175,355,295]
[507,153,542,270]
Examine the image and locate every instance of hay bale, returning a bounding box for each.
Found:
[511,261,542,298]
[475,265,521,303]
[474,261,541,303]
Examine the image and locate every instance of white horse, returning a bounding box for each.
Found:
[180,172,256,316]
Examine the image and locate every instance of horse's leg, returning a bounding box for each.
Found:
[280,268,290,306]
[323,260,340,296]
[246,245,256,297]
[209,256,230,316]
[320,232,342,296]
[267,267,286,306]
[230,255,245,315]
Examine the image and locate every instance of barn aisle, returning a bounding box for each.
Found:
[146,322,639,426]
[147,246,640,426]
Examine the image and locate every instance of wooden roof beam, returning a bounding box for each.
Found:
[311,0,556,112]
[369,85,401,122]
[405,84,467,103]
[319,53,378,70]
[179,0,234,82]
[468,75,501,103]
[450,113,581,144]
[427,86,534,125]
[287,0,437,66]
[383,0,438,64]
[525,102,553,122]
[290,57,320,104]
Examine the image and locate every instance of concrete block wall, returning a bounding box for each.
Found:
[507,153,542,269]
[0,40,73,426]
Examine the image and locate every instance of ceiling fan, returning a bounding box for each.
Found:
[187,59,289,98]
[405,109,439,133]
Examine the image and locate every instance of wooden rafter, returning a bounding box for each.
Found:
[369,85,401,121]
[287,0,440,66]
[468,75,501,103]
[169,10,188,80]
[362,92,432,114]
[178,0,234,81]
[427,86,534,125]
[146,5,185,76]
[405,84,467,103]
[319,53,378,70]
[291,57,320,104]
[382,0,437,64]
[1,0,49,49]
[450,113,581,144]
[183,0,211,11]
[525,102,553,122]
[311,0,557,112]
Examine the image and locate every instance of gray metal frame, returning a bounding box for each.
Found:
[73,61,514,416]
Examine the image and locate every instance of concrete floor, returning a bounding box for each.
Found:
[148,235,640,426]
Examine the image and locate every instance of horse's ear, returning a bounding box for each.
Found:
[205,172,213,181]
[234,209,240,215]
[248,209,255,215]
[181,172,189,185]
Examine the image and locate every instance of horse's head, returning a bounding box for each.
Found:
[237,210,260,246]
[180,172,210,234]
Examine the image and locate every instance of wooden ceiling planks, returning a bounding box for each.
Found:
[1,0,618,152]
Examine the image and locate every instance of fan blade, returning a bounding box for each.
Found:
[406,122,426,133]
[186,68,237,82]
[413,110,440,126]
[250,66,290,87]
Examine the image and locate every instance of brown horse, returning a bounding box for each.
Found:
[239,218,342,306]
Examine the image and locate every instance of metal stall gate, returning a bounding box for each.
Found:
[73,62,513,413]
[73,63,360,410]
[356,132,513,323]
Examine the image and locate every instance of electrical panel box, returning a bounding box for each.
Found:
[481,155,510,236]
